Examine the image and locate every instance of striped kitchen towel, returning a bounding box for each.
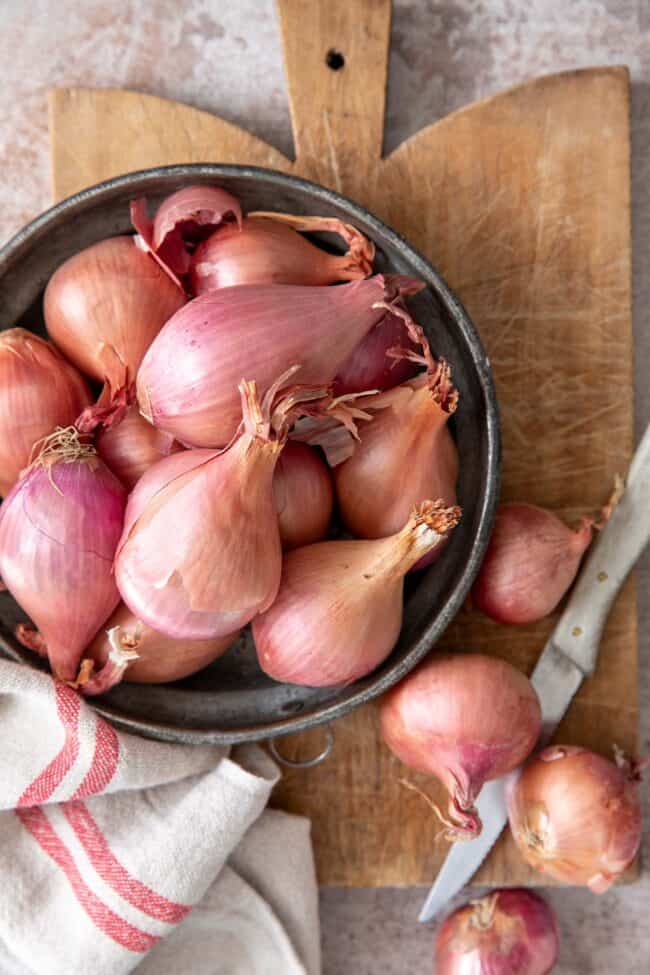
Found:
[0,658,320,975]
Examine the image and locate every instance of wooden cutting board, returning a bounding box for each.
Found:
[49,0,636,887]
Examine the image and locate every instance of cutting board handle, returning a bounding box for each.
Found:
[276,0,391,202]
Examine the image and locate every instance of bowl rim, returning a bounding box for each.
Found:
[0,162,501,744]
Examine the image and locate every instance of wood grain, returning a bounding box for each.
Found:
[276,0,391,203]
[49,0,635,888]
[48,87,291,200]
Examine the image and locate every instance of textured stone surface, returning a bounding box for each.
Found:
[0,1,649,972]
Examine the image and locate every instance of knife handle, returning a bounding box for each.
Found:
[553,423,650,675]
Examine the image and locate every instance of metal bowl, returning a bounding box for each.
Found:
[0,164,500,744]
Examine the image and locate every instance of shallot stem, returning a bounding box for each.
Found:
[595,474,625,529]
[248,211,375,277]
[73,627,139,697]
[469,892,499,930]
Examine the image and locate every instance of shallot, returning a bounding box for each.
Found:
[87,603,239,685]
[380,653,541,838]
[0,428,127,684]
[508,745,645,892]
[189,212,374,293]
[434,889,559,975]
[44,236,185,391]
[471,503,596,625]
[273,442,334,549]
[253,500,461,687]
[136,273,423,447]
[115,371,335,639]
[131,184,242,285]
[96,401,182,489]
[334,358,459,539]
[0,328,91,496]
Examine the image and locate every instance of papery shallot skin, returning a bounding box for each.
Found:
[508,745,643,893]
[434,889,559,975]
[0,328,91,496]
[136,274,422,448]
[0,456,126,682]
[44,236,185,388]
[380,653,541,838]
[131,185,242,285]
[115,435,283,640]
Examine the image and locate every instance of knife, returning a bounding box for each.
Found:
[419,422,650,923]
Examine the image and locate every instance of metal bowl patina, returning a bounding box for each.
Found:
[0,164,500,745]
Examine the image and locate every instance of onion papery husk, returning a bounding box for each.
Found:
[252,500,461,688]
[136,273,424,448]
[115,368,351,640]
[0,328,92,497]
[131,185,242,289]
[0,427,127,686]
[189,212,374,294]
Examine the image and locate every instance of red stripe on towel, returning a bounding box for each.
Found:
[15,807,158,954]
[72,718,120,799]
[64,800,191,924]
[18,684,81,806]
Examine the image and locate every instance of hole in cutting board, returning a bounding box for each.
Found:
[326,49,345,71]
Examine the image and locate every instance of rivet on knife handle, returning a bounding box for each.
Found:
[553,423,650,675]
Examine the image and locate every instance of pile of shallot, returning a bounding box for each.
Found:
[1,184,645,965]
[0,183,461,693]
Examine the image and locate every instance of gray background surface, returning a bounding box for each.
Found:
[0,2,648,971]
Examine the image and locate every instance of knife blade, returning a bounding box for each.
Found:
[418,422,650,923]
